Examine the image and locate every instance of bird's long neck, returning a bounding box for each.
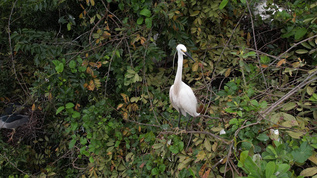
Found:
[174,51,183,86]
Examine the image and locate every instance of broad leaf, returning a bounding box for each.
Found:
[219,0,228,10]
[291,142,313,163]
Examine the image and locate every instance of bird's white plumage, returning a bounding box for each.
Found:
[169,44,199,120]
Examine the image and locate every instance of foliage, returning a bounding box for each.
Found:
[0,0,317,177]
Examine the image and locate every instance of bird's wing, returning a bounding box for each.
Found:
[169,85,178,111]
[178,82,199,117]
[0,115,29,129]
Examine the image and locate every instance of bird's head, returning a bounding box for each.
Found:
[176,44,194,62]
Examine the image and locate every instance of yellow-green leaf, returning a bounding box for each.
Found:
[192,62,199,72]
[286,131,305,139]
[300,167,317,177]
[190,10,200,17]
[195,151,206,162]
[307,86,315,95]
[295,49,309,54]
[309,152,317,165]
[204,139,212,152]
[90,0,95,6]
[282,102,296,111]
[225,67,231,77]
[301,42,312,49]
[130,97,140,103]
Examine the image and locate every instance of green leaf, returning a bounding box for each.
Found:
[151,168,159,175]
[251,99,259,106]
[69,139,76,149]
[71,122,78,131]
[239,150,249,165]
[295,28,307,40]
[140,8,151,17]
[92,33,100,39]
[56,106,65,114]
[89,156,94,163]
[67,23,71,31]
[72,111,80,118]
[55,63,64,73]
[295,49,309,54]
[309,93,317,102]
[159,164,166,172]
[66,102,75,109]
[265,161,276,177]
[257,133,269,141]
[115,50,120,58]
[137,17,143,25]
[301,42,312,49]
[52,60,60,67]
[145,17,152,28]
[246,51,256,57]
[277,164,290,174]
[190,11,200,17]
[291,142,313,163]
[260,101,268,108]
[244,156,258,174]
[80,137,87,145]
[219,0,229,10]
[146,162,152,170]
[69,60,76,68]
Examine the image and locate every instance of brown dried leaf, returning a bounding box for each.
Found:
[32,104,36,111]
[276,59,286,67]
[202,169,211,178]
[87,80,95,91]
[120,93,129,103]
[225,67,231,77]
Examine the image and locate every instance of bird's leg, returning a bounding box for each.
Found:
[173,112,182,134]
[8,129,16,142]
[185,116,192,131]
[177,112,182,128]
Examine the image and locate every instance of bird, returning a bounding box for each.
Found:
[0,114,29,129]
[169,44,199,130]
[0,103,29,141]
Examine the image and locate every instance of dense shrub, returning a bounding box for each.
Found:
[0,0,317,177]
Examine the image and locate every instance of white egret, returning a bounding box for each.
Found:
[169,44,199,129]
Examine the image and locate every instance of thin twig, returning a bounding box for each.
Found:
[159,130,231,144]
[1,153,32,177]
[262,70,317,116]
[223,142,233,177]
[104,39,123,96]
[142,47,160,125]
[7,0,29,97]
[246,0,268,89]
[269,34,317,66]
[125,118,160,127]
[206,9,246,112]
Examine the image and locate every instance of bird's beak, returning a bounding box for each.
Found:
[184,51,195,62]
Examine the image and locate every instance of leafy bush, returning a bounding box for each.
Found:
[1,0,317,177]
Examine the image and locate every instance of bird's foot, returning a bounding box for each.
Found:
[173,127,180,133]
[8,131,15,142]
[173,127,187,135]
